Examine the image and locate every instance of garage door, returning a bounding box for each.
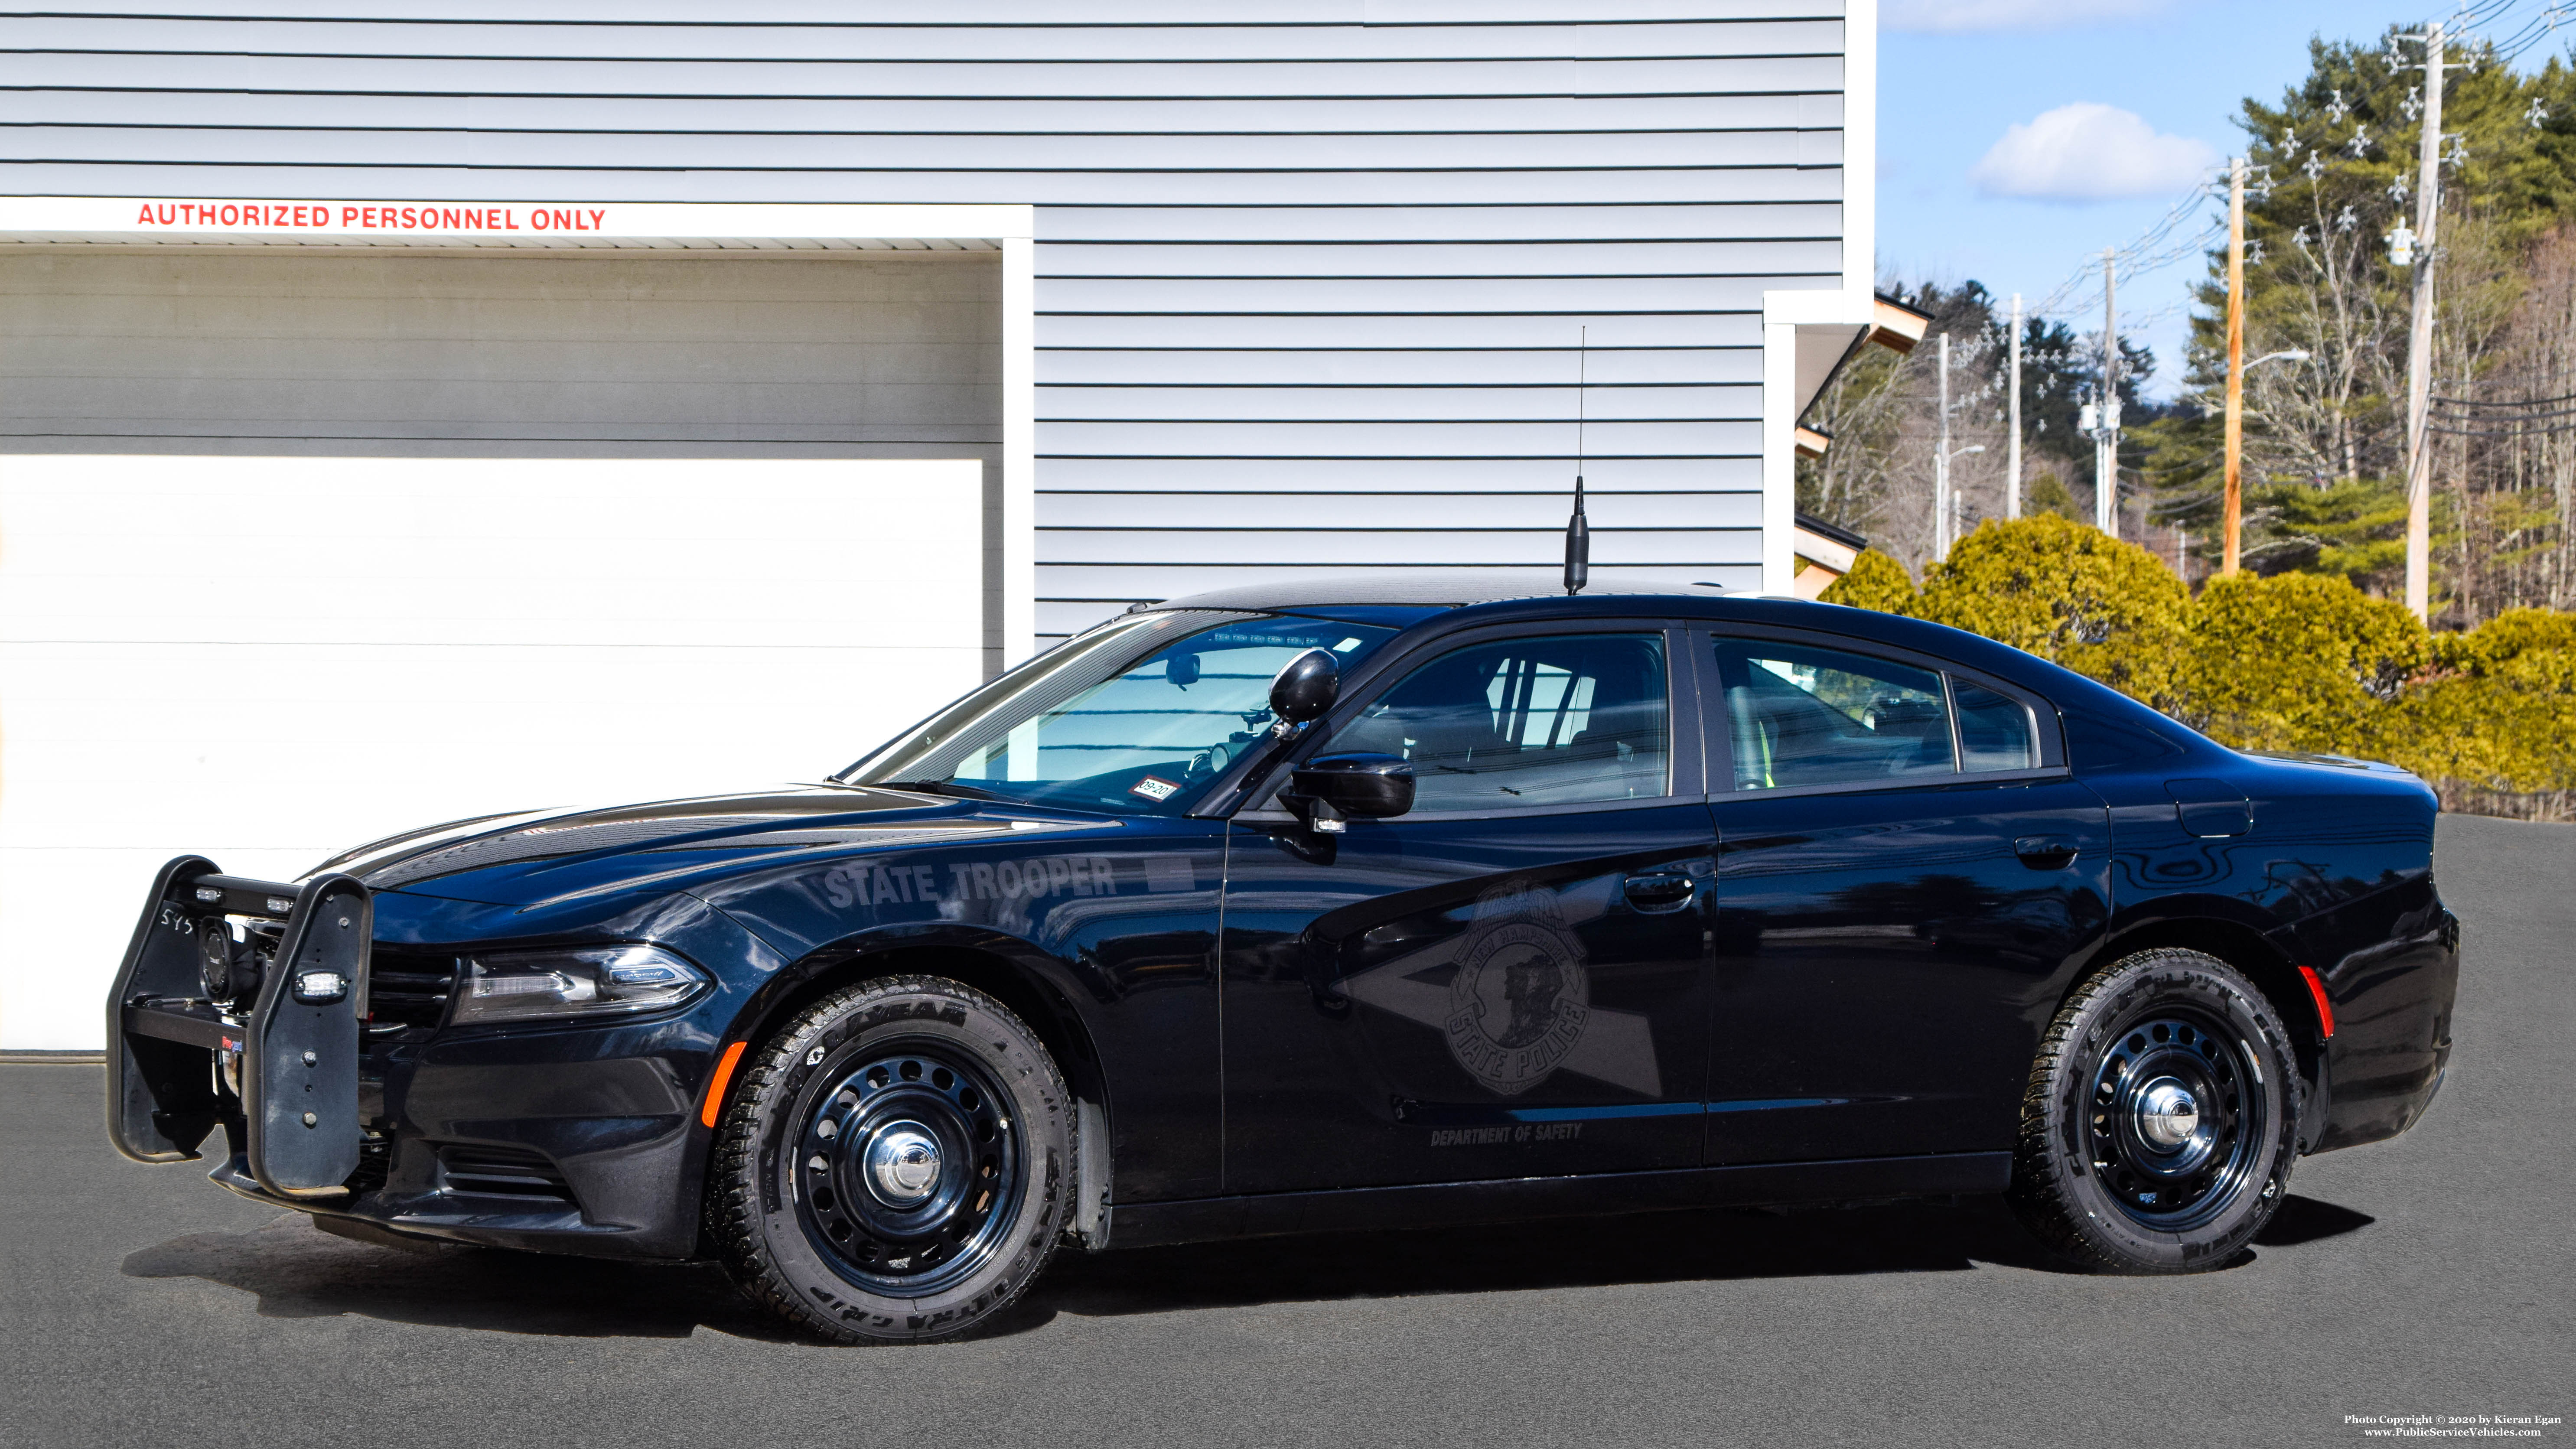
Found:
[0,247,1000,1048]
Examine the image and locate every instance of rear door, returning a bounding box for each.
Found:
[1699,628,2111,1165]
[1220,622,1716,1193]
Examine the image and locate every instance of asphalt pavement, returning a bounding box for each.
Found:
[4,813,2566,1449]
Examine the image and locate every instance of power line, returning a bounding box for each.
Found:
[2030,176,2227,322]
[2425,420,2576,435]
[2432,387,2576,405]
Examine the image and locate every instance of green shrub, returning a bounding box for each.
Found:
[1914,515,2192,708]
[1817,548,1919,614]
[2177,572,2428,753]
[2394,609,2576,793]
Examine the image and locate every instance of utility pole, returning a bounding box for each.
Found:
[1935,330,1953,557]
[2224,155,2247,574]
[2401,22,2446,621]
[2097,248,2120,537]
[2007,292,2023,519]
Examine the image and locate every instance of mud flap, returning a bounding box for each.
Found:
[106,859,372,1198]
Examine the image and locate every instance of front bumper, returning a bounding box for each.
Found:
[111,860,769,1263]
[195,1016,716,1260]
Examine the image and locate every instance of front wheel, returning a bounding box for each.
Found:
[2008,948,2301,1273]
[703,975,1072,1343]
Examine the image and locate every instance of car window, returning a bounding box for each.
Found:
[1712,638,1956,790]
[1954,679,2040,772]
[848,611,1397,814]
[1334,633,1670,811]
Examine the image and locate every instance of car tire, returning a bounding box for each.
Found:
[703,974,1072,1343]
[2007,948,2301,1273]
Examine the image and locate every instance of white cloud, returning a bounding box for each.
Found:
[1886,0,2163,33]
[1970,103,2218,201]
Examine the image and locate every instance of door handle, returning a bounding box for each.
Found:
[1622,872,1697,912]
[2014,836,2079,869]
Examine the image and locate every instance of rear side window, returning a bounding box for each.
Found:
[1713,640,1953,790]
[1335,633,1671,811]
[1711,637,2046,791]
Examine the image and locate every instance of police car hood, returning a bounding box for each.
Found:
[308,786,1090,909]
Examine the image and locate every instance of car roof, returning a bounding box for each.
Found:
[1151,571,1722,612]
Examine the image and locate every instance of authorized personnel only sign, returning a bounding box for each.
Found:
[129,200,612,234]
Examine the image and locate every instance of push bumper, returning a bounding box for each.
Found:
[108,857,740,1262]
[107,856,372,1198]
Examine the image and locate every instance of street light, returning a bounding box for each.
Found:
[1935,443,1986,557]
[2221,349,2314,575]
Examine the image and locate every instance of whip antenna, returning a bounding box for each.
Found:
[1564,327,1590,595]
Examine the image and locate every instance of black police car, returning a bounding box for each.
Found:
[107,574,2459,1342]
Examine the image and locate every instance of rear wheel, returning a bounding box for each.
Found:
[704,975,1071,1342]
[2008,948,2300,1273]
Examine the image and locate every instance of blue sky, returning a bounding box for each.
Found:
[1877,0,2510,397]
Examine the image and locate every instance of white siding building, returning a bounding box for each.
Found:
[0,3,1887,1048]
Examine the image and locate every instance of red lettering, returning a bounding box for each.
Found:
[504,207,520,231]
[587,208,604,231]
[529,208,550,231]
[341,206,358,226]
[136,202,154,225]
[218,204,239,225]
[436,207,456,229]
[307,202,327,226]
[400,206,417,228]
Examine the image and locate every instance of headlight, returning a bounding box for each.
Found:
[450,944,709,1026]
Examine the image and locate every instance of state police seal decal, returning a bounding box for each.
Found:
[1441,884,1590,1096]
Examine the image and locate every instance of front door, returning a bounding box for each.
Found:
[1699,629,2111,1166]
[1220,625,1715,1194]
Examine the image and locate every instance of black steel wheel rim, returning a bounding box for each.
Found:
[2084,1007,2265,1231]
[790,1035,1022,1297]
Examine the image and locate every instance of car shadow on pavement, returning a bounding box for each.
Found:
[2252,1194,2377,1246]
[121,1193,2376,1342]
[120,1214,802,1342]
[1010,1195,2070,1330]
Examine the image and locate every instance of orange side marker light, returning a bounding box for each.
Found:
[2296,965,2336,1039]
[701,1040,749,1129]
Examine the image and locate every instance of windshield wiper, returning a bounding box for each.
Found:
[875,779,1013,802]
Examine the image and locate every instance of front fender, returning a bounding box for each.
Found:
[687,818,1230,1202]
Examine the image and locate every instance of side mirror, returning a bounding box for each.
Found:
[1287,753,1414,830]
[1268,648,1339,729]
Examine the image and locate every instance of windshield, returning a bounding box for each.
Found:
[843,611,1399,815]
